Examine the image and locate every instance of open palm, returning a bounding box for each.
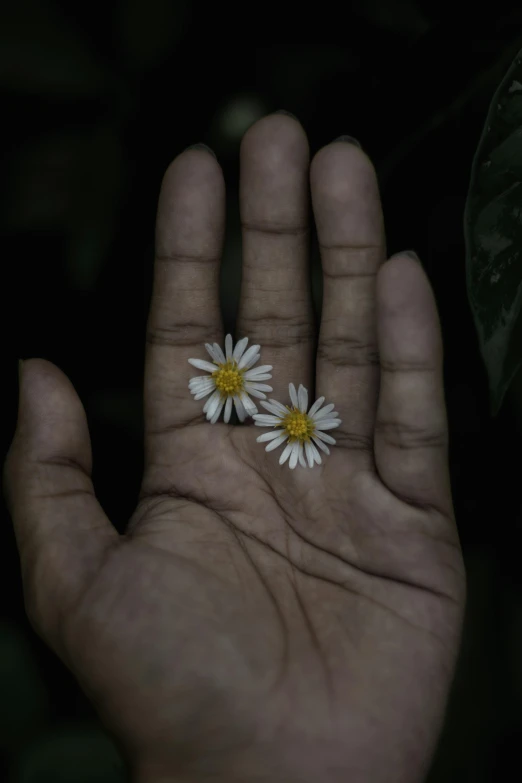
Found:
[4,114,466,783]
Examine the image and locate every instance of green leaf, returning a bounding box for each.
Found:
[11,725,126,783]
[464,48,522,417]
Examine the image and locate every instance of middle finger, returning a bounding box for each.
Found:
[236,113,315,403]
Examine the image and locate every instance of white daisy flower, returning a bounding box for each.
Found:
[253,383,341,469]
[188,334,273,424]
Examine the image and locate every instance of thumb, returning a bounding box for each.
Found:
[3,359,119,645]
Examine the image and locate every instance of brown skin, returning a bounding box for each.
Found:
[3,114,465,783]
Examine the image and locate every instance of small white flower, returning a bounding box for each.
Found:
[188,334,273,424]
[253,383,341,469]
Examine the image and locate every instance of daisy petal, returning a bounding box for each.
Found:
[311,436,330,455]
[245,373,272,381]
[233,395,246,422]
[189,378,215,391]
[244,364,273,378]
[212,343,226,363]
[289,383,299,408]
[225,334,233,360]
[297,384,308,413]
[265,433,289,452]
[245,387,268,400]
[298,447,307,468]
[315,419,342,431]
[203,389,220,413]
[205,343,220,362]
[224,396,233,423]
[193,388,214,400]
[257,430,285,443]
[188,358,217,373]
[257,401,285,416]
[313,403,335,420]
[206,392,222,420]
[242,352,261,370]
[252,414,282,425]
[289,442,300,470]
[307,396,325,417]
[279,442,293,465]
[245,383,273,392]
[241,393,258,417]
[314,431,336,445]
[233,336,249,361]
[210,399,225,424]
[238,344,260,370]
[309,440,322,465]
[261,399,288,416]
[305,441,315,467]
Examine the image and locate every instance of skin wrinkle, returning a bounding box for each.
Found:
[329,432,374,453]
[224,517,452,651]
[31,488,95,501]
[287,566,335,709]
[318,242,382,259]
[145,324,220,349]
[154,252,222,265]
[316,336,380,368]
[216,512,290,698]
[374,420,448,450]
[240,221,309,237]
[144,414,207,436]
[136,474,459,626]
[31,453,92,476]
[322,269,378,280]
[379,360,440,374]
[143,450,460,610]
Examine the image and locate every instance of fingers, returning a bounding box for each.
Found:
[311,141,386,456]
[3,360,117,646]
[144,147,225,452]
[374,254,454,518]
[236,114,315,401]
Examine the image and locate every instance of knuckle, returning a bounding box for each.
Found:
[238,312,315,348]
[145,321,218,348]
[241,220,308,238]
[317,335,379,368]
[374,417,448,450]
[155,251,220,266]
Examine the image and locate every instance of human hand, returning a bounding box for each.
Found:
[4,114,466,783]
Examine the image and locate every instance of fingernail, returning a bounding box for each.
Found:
[275,109,298,120]
[390,250,421,262]
[185,143,216,158]
[333,135,362,148]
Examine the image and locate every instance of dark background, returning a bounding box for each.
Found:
[2,1,522,780]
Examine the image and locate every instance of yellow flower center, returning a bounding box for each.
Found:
[212,361,244,398]
[280,407,315,442]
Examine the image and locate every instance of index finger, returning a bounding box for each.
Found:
[143,147,225,461]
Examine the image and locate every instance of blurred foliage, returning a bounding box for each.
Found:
[2,1,522,781]
[464,48,522,417]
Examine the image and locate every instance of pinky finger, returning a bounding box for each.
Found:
[373,252,454,519]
